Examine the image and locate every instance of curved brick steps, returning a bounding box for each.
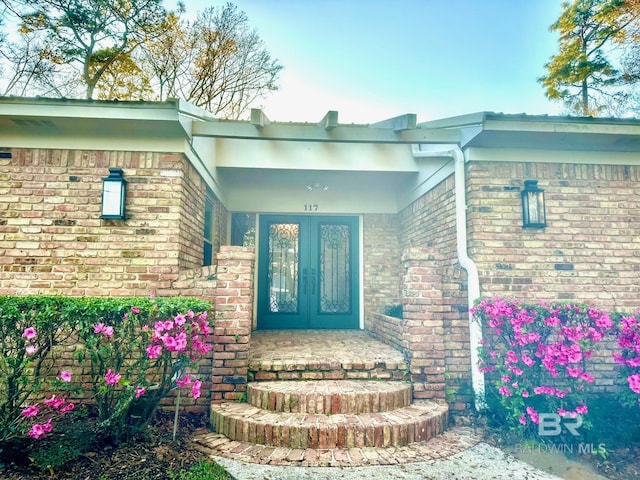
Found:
[247,380,412,414]
[210,400,448,449]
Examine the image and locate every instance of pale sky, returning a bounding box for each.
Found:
[183,0,565,123]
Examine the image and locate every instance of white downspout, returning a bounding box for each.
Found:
[411,145,486,410]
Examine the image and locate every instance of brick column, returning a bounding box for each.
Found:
[211,246,255,403]
[401,248,446,401]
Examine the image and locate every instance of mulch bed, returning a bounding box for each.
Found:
[0,412,213,480]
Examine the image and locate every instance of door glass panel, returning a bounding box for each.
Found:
[268,223,299,313]
[319,223,351,313]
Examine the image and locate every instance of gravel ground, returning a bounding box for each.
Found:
[212,442,564,480]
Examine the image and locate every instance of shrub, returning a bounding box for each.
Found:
[0,295,212,453]
[382,304,403,319]
[474,298,640,444]
[0,296,79,444]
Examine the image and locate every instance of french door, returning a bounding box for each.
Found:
[257,215,359,329]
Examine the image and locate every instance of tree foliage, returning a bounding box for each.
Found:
[139,3,283,119]
[0,1,282,118]
[3,0,167,99]
[540,0,640,116]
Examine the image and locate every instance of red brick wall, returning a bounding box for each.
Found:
[398,175,473,412]
[466,161,640,310]
[362,213,402,318]
[0,148,218,296]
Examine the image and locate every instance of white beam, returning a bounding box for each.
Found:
[250,108,270,128]
[319,111,338,130]
[370,114,417,132]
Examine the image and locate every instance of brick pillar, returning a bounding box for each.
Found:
[211,246,255,403]
[401,248,446,401]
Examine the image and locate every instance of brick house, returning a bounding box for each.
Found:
[1,97,639,453]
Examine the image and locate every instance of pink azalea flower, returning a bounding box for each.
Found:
[526,406,539,424]
[521,390,530,398]
[131,307,140,314]
[575,404,588,415]
[26,345,38,356]
[519,415,527,425]
[580,372,595,383]
[28,424,46,439]
[147,344,162,359]
[94,323,114,338]
[163,335,177,351]
[174,314,186,326]
[44,395,65,410]
[42,419,53,433]
[60,371,72,382]
[135,386,146,398]
[104,369,121,386]
[22,404,39,417]
[628,373,640,394]
[176,375,192,388]
[60,403,75,414]
[498,386,512,397]
[22,327,37,340]
[191,380,202,399]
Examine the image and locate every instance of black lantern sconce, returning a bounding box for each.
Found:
[521,180,546,228]
[100,168,127,220]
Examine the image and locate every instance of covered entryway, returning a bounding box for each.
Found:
[257,215,359,329]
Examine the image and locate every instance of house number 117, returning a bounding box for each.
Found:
[304,204,319,211]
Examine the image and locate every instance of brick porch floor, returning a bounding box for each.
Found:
[248,330,408,380]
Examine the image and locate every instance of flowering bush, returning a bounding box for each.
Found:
[0,296,78,444]
[475,298,640,439]
[613,314,640,406]
[74,299,212,441]
[0,295,211,455]
[473,298,615,434]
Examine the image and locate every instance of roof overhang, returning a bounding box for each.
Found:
[420,112,640,153]
[0,96,195,144]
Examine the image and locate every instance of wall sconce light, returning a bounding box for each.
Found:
[521,179,546,228]
[101,168,127,220]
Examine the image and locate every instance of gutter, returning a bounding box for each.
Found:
[411,144,486,410]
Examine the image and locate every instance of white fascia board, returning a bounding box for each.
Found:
[484,118,640,136]
[0,97,181,122]
[0,130,186,153]
[466,146,640,165]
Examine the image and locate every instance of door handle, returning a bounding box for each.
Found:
[311,269,316,295]
[302,268,308,294]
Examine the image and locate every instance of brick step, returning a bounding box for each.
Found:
[249,358,409,382]
[247,380,412,414]
[210,400,448,449]
[193,427,480,467]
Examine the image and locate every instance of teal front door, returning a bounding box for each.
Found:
[257,215,359,329]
